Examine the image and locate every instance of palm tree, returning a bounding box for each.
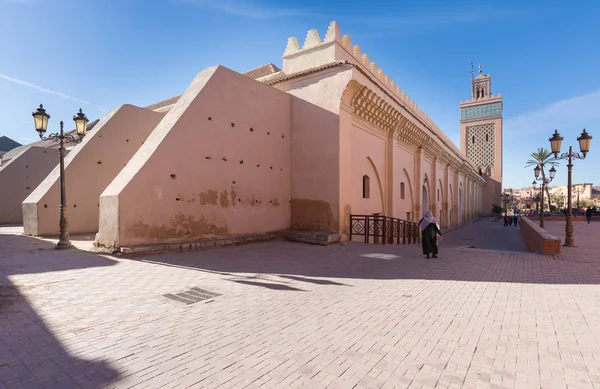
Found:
[525,148,559,213]
[533,193,542,213]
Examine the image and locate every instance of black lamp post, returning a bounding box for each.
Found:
[532,181,539,213]
[533,164,556,228]
[549,128,592,247]
[32,104,88,249]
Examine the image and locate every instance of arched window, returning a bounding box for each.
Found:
[362,175,370,199]
[400,182,405,199]
[437,189,440,201]
[477,84,486,98]
[472,135,475,144]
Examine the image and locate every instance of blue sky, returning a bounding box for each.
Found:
[1,0,599,190]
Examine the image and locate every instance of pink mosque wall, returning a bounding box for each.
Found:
[393,144,416,222]
[97,66,292,248]
[349,121,386,216]
[5,21,486,248]
[0,146,58,224]
[22,105,164,236]
[288,95,340,232]
[273,68,354,234]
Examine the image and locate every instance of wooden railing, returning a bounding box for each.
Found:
[349,214,420,244]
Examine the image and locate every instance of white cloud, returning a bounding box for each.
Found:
[180,0,312,18]
[503,90,600,188]
[505,90,600,135]
[0,73,92,105]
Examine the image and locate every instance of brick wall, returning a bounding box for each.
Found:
[520,217,561,255]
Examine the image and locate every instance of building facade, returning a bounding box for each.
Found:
[17,21,488,249]
[548,183,594,208]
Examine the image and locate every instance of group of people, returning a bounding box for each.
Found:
[417,205,596,260]
[503,214,520,227]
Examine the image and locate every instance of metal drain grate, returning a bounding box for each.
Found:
[163,287,221,305]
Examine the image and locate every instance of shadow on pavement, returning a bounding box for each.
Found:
[0,234,121,388]
[227,279,308,291]
[441,218,528,252]
[131,219,600,286]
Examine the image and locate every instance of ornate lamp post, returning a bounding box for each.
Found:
[549,128,592,247]
[32,104,88,249]
[533,164,556,228]
[532,180,539,213]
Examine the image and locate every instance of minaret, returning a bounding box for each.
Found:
[460,64,503,213]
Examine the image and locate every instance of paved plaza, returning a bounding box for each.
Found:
[1,219,600,389]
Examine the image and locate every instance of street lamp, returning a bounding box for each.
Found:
[32,104,88,249]
[532,180,539,213]
[549,128,592,247]
[533,164,556,228]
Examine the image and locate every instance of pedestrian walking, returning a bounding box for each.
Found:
[508,215,513,226]
[586,207,593,224]
[419,210,443,259]
[504,214,509,227]
[513,215,518,227]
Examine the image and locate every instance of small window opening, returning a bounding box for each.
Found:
[362,175,370,199]
[400,182,405,200]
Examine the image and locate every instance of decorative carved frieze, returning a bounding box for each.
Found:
[282,21,479,172]
[460,102,503,122]
[281,20,486,183]
[350,86,403,134]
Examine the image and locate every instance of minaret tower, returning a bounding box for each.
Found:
[460,64,503,213]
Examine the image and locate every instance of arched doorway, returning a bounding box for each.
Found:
[459,184,463,224]
[449,184,454,226]
[422,185,429,216]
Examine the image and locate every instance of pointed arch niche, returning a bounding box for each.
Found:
[399,168,414,221]
[422,173,431,218]
[354,156,384,215]
[438,178,444,226]
[459,182,464,224]
[449,183,454,226]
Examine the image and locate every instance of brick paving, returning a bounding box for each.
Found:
[1,219,600,388]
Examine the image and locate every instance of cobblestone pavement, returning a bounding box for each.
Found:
[438,218,528,253]
[1,219,600,389]
[542,220,600,263]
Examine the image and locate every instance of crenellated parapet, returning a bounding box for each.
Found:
[280,21,477,178]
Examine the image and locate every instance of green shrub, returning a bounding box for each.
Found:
[491,204,503,215]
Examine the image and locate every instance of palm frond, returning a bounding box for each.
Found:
[524,147,559,169]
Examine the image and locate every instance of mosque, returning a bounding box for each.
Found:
[0,21,503,250]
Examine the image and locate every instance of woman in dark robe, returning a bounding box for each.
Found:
[419,210,443,259]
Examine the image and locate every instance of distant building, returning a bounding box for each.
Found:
[548,183,594,208]
[0,136,22,158]
[507,182,595,210]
